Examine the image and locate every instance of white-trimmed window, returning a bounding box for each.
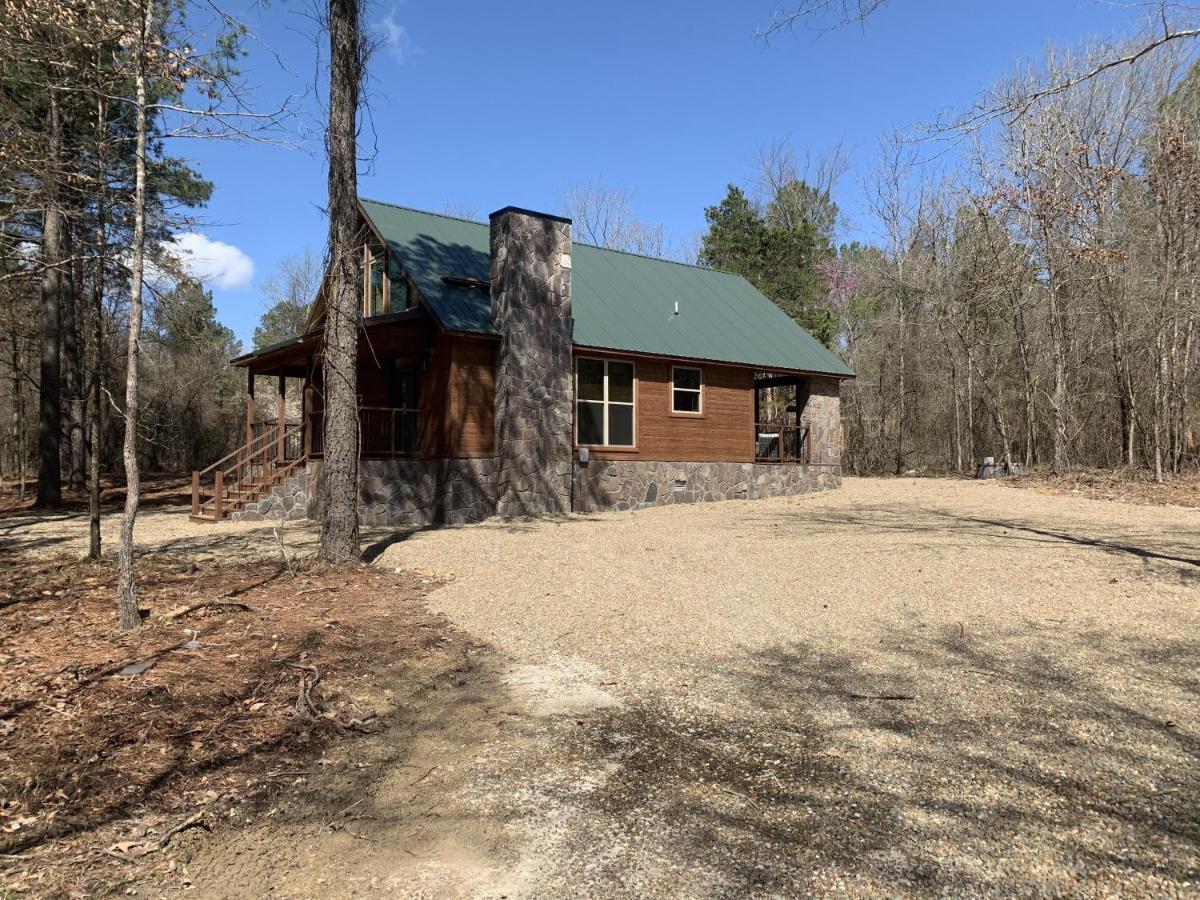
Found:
[576,357,635,446]
[671,366,703,414]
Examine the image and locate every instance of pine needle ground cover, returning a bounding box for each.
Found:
[0,555,453,896]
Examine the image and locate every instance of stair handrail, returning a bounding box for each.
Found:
[192,423,307,519]
[215,422,306,482]
[196,425,280,479]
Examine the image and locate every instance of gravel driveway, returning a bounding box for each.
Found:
[375,477,1200,897]
[9,478,1199,896]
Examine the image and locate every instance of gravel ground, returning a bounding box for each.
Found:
[374,477,1200,897]
[8,478,1200,896]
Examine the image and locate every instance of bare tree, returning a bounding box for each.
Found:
[117,0,154,631]
[558,177,670,258]
[754,137,852,236]
[760,1,1200,132]
[318,0,367,563]
[35,81,66,508]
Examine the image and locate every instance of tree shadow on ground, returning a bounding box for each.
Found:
[755,501,1200,572]
[563,626,1200,895]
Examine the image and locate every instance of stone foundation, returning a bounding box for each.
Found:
[229,469,311,523]
[307,458,498,527]
[235,454,840,525]
[573,460,840,513]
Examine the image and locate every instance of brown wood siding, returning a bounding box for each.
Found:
[575,351,754,462]
[418,335,453,458]
[444,335,496,458]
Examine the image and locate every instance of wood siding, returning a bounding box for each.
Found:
[575,351,755,462]
[443,335,496,458]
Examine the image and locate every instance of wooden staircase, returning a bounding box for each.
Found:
[190,423,306,523]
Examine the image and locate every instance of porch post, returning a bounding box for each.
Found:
[304,386,313,457]
[245,371,256,448]
[276,368,286,462]
[753,383,760,459]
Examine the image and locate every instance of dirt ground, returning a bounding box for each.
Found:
[3,477,1198,897]
[1004,466,1200,508]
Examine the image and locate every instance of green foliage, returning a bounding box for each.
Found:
[254,299,311,350]
[252,250,320,349]
[699,184,836,345]
[142,279,243,470]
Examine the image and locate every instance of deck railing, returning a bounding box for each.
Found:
[307,405,419,459]
[754,422,810,464]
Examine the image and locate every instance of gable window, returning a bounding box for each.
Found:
[576,357,635,447]
[672,366,703,414]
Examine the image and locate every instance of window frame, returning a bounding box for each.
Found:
[670,365,704,416]
[575,356,637,449]
[390,362,421,456]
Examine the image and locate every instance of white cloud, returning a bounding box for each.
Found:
[166,232,255,290]
[375,8,416,63]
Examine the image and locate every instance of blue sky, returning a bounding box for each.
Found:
[175,0,1148,347]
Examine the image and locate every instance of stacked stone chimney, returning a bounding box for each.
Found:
[489,207,574,516]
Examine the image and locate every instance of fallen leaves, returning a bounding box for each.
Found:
[0,553,446,896]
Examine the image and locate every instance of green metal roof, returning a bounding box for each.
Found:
[359,198,853,377]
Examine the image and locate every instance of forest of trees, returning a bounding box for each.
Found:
[831,45,1199,479]
[0,0,366,623]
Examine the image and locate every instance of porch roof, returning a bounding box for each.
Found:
[358,198,854,379]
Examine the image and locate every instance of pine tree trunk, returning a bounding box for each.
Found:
[894,295,905,476]
[8,329,22,502]
[89,93,107,560]
[318,0,363,563]
[63,237,86,491]
[36,88,64,508]
[117,0,153,630]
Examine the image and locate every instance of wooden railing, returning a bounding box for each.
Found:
[307,406,419,459]
[755,422,810,464]
[191,421,306,519]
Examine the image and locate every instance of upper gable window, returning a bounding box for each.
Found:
[363,241,415,317]
[365,242,387,316]
[671,366,703,414]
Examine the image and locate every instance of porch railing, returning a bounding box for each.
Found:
[307,406,419,459]
[755,422,810,464]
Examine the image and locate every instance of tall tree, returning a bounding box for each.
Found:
[254,249,319,349]
[319,0,367,563]
[117,0,154,631]
[35,81,66,507]
[700,184,836,345]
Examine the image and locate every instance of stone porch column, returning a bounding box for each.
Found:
[489,206,574,516]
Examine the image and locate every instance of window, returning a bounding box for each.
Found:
[672,366,703,414]
[576,358,635,447]
[391,364,420,454]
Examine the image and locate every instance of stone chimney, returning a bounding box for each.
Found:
[489,206,574,516]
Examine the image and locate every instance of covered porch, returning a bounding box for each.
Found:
[191,312,440,521]
[753,373,814,464]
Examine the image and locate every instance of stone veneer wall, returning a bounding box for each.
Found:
[574,460,839,513]
[303,459,498,527]
[229,468,311,523]
[802,376,842,467]
[489,207,574,517]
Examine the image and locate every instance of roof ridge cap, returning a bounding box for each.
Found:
[573,240,737,275]
[357,196,488,227]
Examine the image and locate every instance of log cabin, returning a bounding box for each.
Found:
[191,200,854,524]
